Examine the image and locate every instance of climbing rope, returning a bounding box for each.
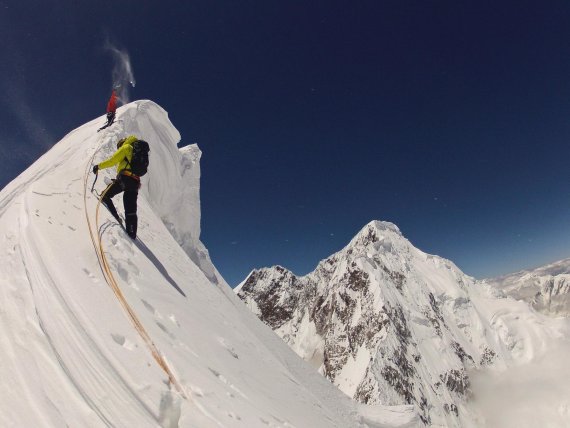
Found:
[82,132,187,399]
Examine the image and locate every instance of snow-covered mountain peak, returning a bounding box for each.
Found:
[364,220,402,236]
[336,220,470,299]
[237,220,570,426]
[348,220,404,252]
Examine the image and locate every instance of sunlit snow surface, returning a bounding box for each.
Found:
[0,101,418,427]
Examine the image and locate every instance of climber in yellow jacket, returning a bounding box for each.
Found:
[96,135,138,173]
[92,135,144,239]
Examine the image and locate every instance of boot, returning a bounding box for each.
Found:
[126,213,137,239]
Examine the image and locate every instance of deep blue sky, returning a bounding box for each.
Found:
[2,1,570,286]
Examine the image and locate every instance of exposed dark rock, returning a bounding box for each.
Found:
[418,396,431,425]
[480,347,497,366]
[323,337,350,381]
[239,270,262,295]
[384,304,412,344]
[443,403,459,417]
[424,292,449,337]
[344,267,370,293]
[390,344,415,379]
[440,369,471,397]
[451,404,458,417]
[381,365,415,404]
[354,371,376,404]
[428,293,445,324]
[381,265,406,291]
[451,341,474,365]
[362,227,379,245]
[425,310,443,337]
[256,289,295,329]
[311,295,330,336]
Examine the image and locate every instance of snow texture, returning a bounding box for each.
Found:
[0,101,418,427]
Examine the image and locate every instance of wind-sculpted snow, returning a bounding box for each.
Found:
[237,221,570,427]
[107,101,222,285]
[0,102,418,427]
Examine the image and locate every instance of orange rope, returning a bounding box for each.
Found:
[83,136,187,399]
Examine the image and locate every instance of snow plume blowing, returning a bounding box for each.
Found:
[469,341,570,427]
[104,40,136,102]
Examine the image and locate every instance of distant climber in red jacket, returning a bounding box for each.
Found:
[98,89,118,132]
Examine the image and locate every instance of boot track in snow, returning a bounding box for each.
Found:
[82,131,188,400]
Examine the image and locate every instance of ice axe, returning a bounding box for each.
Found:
[91,168,99,193]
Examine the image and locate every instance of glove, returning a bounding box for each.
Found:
[92,165,99,174]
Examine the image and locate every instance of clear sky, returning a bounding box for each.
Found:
[2,1,570,286]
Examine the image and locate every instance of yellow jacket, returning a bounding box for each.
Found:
[98,135,138,174]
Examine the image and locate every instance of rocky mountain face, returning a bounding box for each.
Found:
[486,258,570,317]
[236,221,523,427]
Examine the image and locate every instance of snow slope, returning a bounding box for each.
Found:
[0,101,417,427]
[237,221,570,427]
[486,258,570,317]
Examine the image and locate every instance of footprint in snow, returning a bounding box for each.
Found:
[168,314,180,327]
[111,334,135,350]
[178,342,199,357]
[156,322,176,340]
[208,368,248,400]
[118,238,135,256]
[82,268,99,283]
[127,259,140,276]
[227,412,241,421]
[158,391,181,428]
[218,337,239,359]
[141,299,156,315]
[188,385,204,397]
[208,368,226,383]
[117,264,130,283]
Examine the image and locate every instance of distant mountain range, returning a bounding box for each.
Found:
[486,258,570,317]
[236,220,569,426]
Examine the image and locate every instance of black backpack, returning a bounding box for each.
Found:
[127,140,150,176]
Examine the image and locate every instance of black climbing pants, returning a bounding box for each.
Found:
[98,111,115,131]
[101,174,139,238]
